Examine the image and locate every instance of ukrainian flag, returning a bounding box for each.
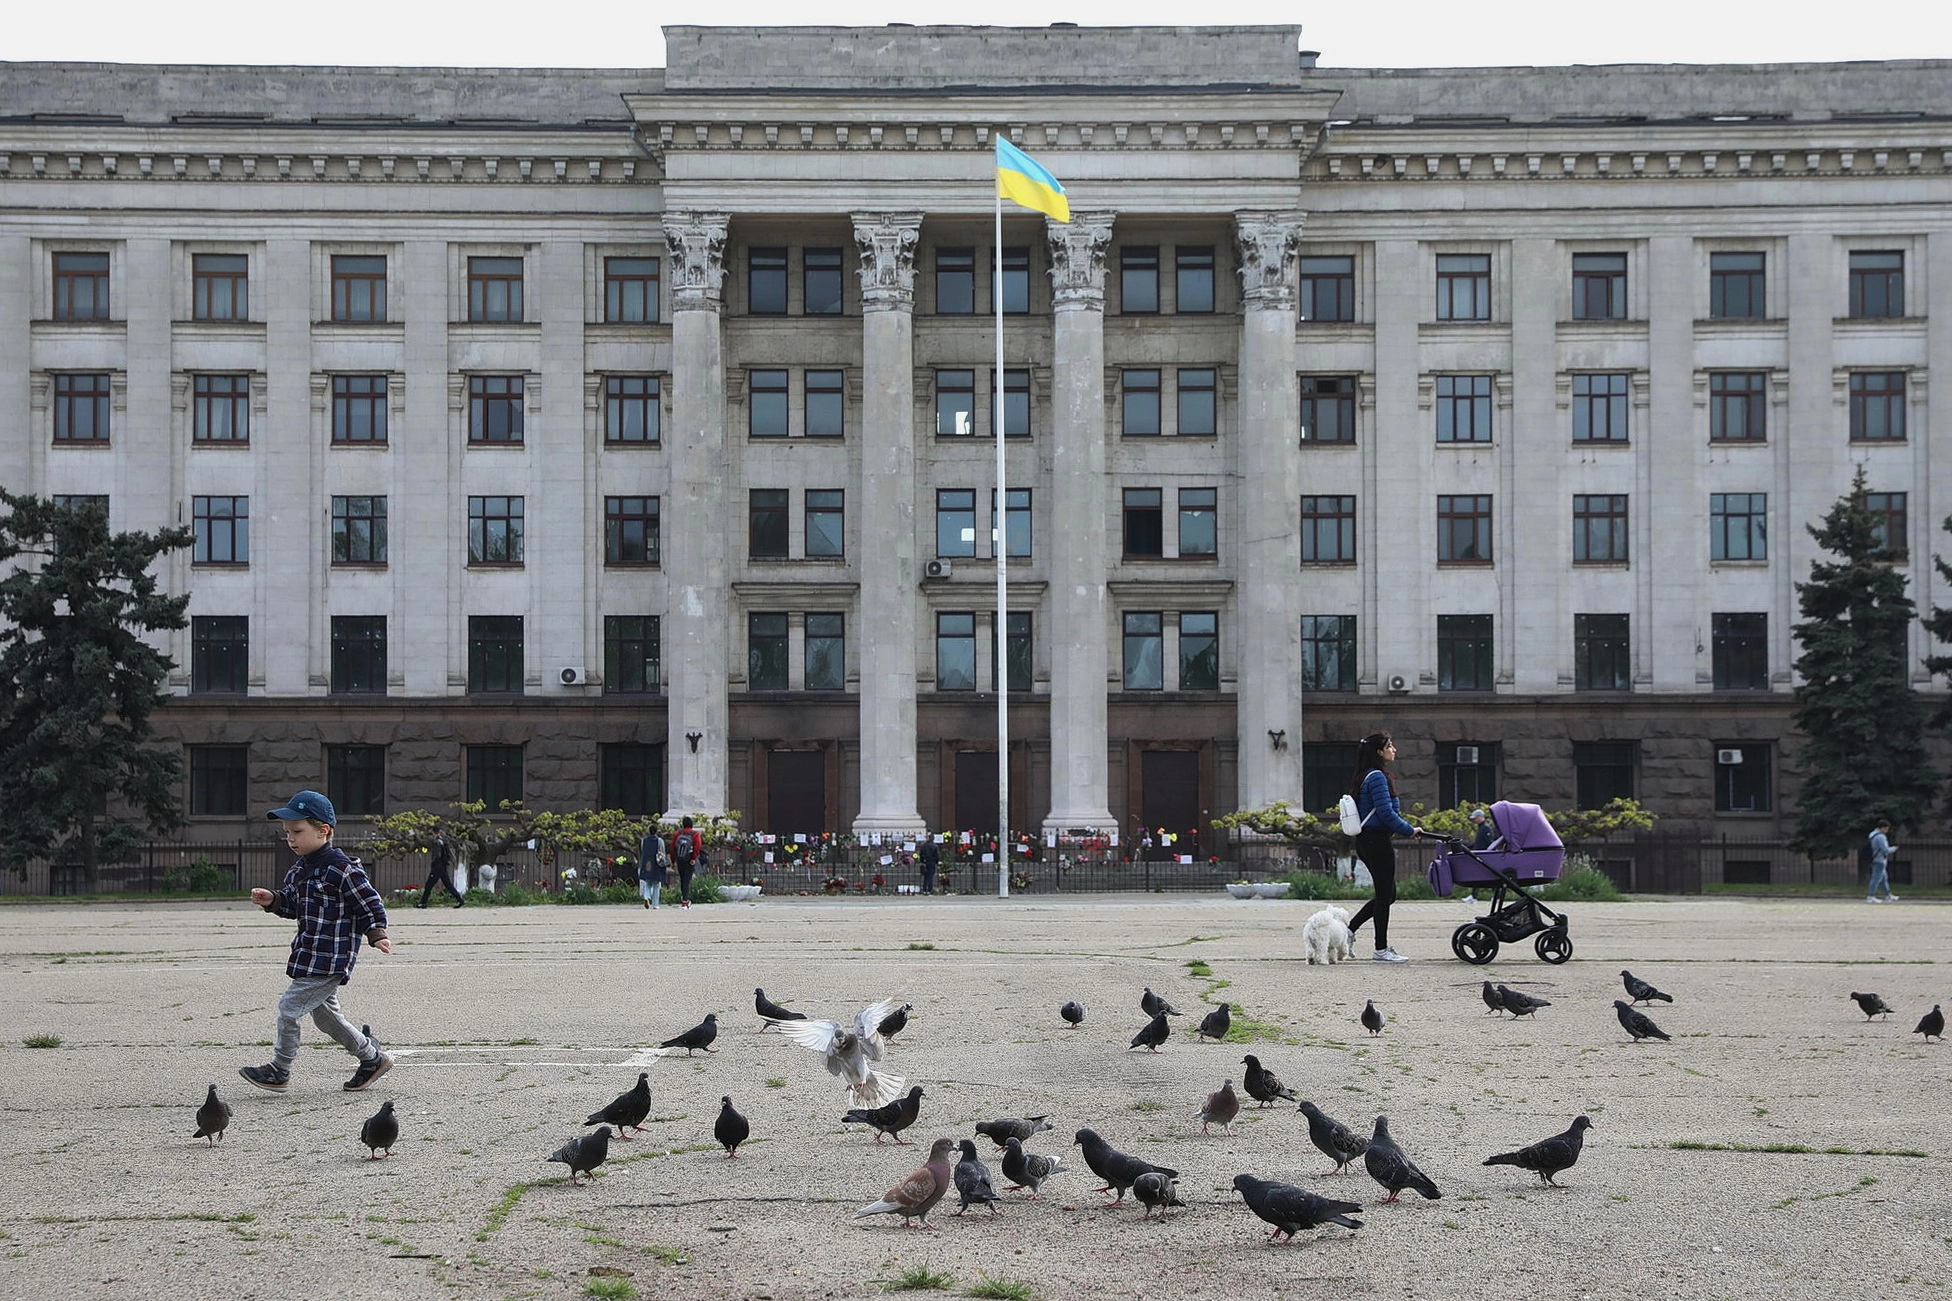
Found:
[995,137,1070,223]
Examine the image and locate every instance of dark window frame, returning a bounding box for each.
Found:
[990,611,1033,692]
[466,495,525,566]
[1711,612,1769,691]
[1572,372,1630,443]
[188,744,249,817]
[1435,252,1491,321]
[1300,374,1357,444]
[935,369,976,437]
[331,373,388,444]
[1714,741,1773,812]
[748,489,790,560]
[1177,487,1217,557]
[1866,491,1908,560]
[191,252,249,322]
[1300,615,1357,692]
[1437,494,1493,565]
[190,615,248,695]
[1438,613,1494,692]
[1710,493,1768,562]
[466,616,525,694]
[603,255,660,324]
[747,247,788,315]
[603,616,662,695]
[1120,245,1160,314]
[1177,367,1217,437]
[1573,740,1637,808]
[326,744,387,817]
[1847,250,1904,319]
[1122,611,1164,690]
[1571,252,1628,320]
[1122,369,1162,437]
[53,372,112,443]
[192,495,249,565]
[805,489,845,559]
[603,374,660,445]
[746,612,789,690]
[1179,611,1219,691]
[1122,487,1164,559]
[331,254,387,323]
[804,612,846,691]
[1710,371,1767,442]
[467,374,525,444]
[1849,371,1906,442]
[329,615,387,695]
[936,489,976,559]
[603,495,660,567]
[997,246,1031,315]
[1175,245,1216,314]
[749,368,789,438]
[1300,495,1356,565]
[1298,254,1355,322]
[330,495,388,565]
[192,373,251,444]
[599,742,662,815]
[465,743,524,805]
[935,247,975,315]
[804,247,844,316]
[1574,613,1631,691]
[52,251,111,321]
[936,612,976,692]
[805,369,845,438]
[466,255,525,323]
[1438,741,1500,805]
[1709,251,1766,319]
[1572,494,1629,564]
[992,487,1032,558]
[1436,374,1494,443]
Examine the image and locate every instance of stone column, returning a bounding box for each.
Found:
[1233,213,1305,809]
[1042,212,1117,835]
[661,213,730,817]
[850,213,926,836]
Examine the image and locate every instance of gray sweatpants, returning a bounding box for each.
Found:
[274,973,378,1074]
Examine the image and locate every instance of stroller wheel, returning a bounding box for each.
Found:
[1535,930,1573,965]
[1452,923,1499,965]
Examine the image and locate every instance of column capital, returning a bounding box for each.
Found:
[850,212,924,311]
[1047,212,1116,311]
[662,211,729,312]
[1234,211,1306,312]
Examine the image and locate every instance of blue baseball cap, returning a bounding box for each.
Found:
[266,790,337,827]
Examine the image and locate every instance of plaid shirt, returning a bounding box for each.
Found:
[262,845,390,982]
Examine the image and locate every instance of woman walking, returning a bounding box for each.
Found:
[1346,732,1423,963]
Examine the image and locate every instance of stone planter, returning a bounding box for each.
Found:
[1224,883,1260,899]
[1225,882,1291,899]
[720,885,762,902]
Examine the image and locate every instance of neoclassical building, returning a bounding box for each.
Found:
[2,27,1948,840]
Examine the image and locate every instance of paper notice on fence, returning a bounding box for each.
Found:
[794,833,806,843]
[902,842,915,852]
[1178,854,1193,864]
[981,853,995,863]
[1045,831,1057,847]
[1109,832,1119,847]
[763,852,774,864]
[880,855,893,866]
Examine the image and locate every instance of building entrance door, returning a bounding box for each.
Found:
[767,750,827,836]
[1140,750,1200,853]
[954,750,1000,836]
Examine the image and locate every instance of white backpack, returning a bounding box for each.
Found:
[1336,794,1373,837]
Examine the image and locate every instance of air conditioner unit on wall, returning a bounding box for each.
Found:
[924,559,953,579]
[559,666,588,686]
[1455,745,1480,766]
[1386,674,1410,694]
[1717,748,1743,765]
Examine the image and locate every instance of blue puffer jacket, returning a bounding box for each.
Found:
[1354,768,1416,837]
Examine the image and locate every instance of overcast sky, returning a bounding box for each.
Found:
[7,0,1949,68]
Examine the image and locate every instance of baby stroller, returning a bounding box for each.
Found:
[1426,801,1572,965]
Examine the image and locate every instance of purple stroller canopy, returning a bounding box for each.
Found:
[1489,801,1562,851]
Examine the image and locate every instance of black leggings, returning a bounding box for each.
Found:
[1347,830,1397,950]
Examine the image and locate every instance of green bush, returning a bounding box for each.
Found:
[1282,864,1435,903]
[1535,856,1625,902]
[687,875,725,905]
[161,857,234,894]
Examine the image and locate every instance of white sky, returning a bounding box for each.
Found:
[6,0,1949,69]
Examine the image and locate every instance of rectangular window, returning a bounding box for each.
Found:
[1714,742,1772,812]
[991,611,1032,692]
[936,612,976,691]
[467,375,524,443]
[748,489,790,559]
[52,494,108,522]
[603,374,659,444]
[1436,374,1493,443]
[1573,740,1636,807]
[993,368,1031,438]
[1574,613,1631,691]
[1437,494,1492,564]
[748,368,789,438]
[1120,246,1159,313]
[53,373,111,442]
[1176,246,1215,313]
[936,489,977,558]
[1438,613,1494,691]
[604,255,659,323]
[1122,612,1164,690]
[331,254,387,323]
[1300,495,1356,564]
[603,615,661,694]
[1710,493,1767,562]
[1712,612,1768,691]
[1299,375,1356,443]
[1438,741,1499,805]
[936,247,975,314]
[1178,487,1217,557]
[331,374,388,444]
[1302,740,1357,810]
[192,496,249,565]
[192,373,250,443]
[747,247,787,315]
[1571,252,1627,320]
[466,496,524,565]
[1177,368,1217,436]
[804,613,845,691]
[1299,254,1354,322]
[1710,251,1766,319]
[52,251,110,321]
[188,745,248,817]
[992,488,1032,558]
[1122,369,1162,436]
[330,495,387,565]
[1572,494,1629,564]
[805,369,844,438]
[1710,372,1767,442]
[603,495,660,566]
[467,256,524,322]
[599,743,662,815]
[998,246,1030,314]
[1179,612,1219,690]
[805,489,844,558]
[329,616,387,695]
[1123,488,1164,558]
[936,369,976,437]
[1848,250,1904,319]
[1866,491,1908,560]
[465,744,524,805]
[1436,252,1491,321]
[1849,372,1906,441]
[190,615,248,694]
[1300,615,1357,692]
[326,744,386,817]
[1572,372,1630,443]
[804,247,843,316]
[747,613,788,690]
[467,616,524,694]
[192,253,248,321]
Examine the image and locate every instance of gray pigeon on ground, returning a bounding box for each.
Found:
[1074,1127,1178,1204]
[1481,981,1503,1015]
[1241,1054,1297,1106]
[1197,1002,1233,1042]
[1914,1005,1944,1043]
[1496,985,1551,1018]
[1621,970,1673,1004]
[359,1100,399,1160]
[1000,1136,1067,1196]
[714,1095,750,1157]
[192,1084,230,1146]
[1360,999,1384,1036]
[1614,999,1671,1043]
[1141,987,1181,1018]
[1130,1011,1172,1052]
[545,1126,611,1184]
[1484,1115,1591,1186]
[754,987,807,1031]
[876,1002,914,1040]
[843,1084,925,1144]
[1233,1173,1364,1241]
[1060,1000,1086,1028]
[1132,1170,1185,1219]
[1297,1100,1369,1174]
[779,997,905,1107]
[659,1013,719,1055]
[1363,1116,1441,1203]
[1197,1080,1241,1136]
[1851,991,1895,1021]
[853,1136,957,1228]
[587,1072,652,1137]
[975,1115,1052,1149]
[952,1138,1002,1216]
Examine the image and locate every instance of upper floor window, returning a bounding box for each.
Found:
[1849,372,1906,441]
[467,496,524,565]
[1435,253,1490,321]
[1436,374,1493,443]
[332,374,388,444]
[1300,495,1355,565]
[1571,252,1627,320]
[603,616,661,695]
[805,489,845,558]
[936,247,975,314]
[992,612,1032,692]
[805,613,846,691]
[1710,372,1766,442]
[1122,612,1164,689]
[467,256,524,323]
[747,248,787,315]
[468,375,524,444]
[936,489,976,558]
[993,488,1031,557]
[804,248,844,316]
[747,613,789,690]
[192,374,250,444]
[1848,250,1904,319]
[467,618,524,695]
[749,369,789,438]
[1572,373,1629,443]
[936,370,976,437]
[1709,251,1765,319]
[1178,487,1217,557]
[604,256,659,323]
[1437,494,1492,564]
[1866,491,1908,560]
[329,616,387,695]
[749,489,789,560]
[1572,494,1628,564]
[1300,615,1356,692]
[190,615,248,695]
[331,495,388,565]
[1177,368,1217,436]
[1711,612,1768,691]
[806,370,845,438]
[936,612,977,692]
[1120,246,1159,313]
[52,251,110,321]
[1179,612,1219,690]
[604,375,659,445]
[1299,375,1356,443]
[1176,246,1215,313]
[1710,493,1767,562]
[603,496,660,567]
[1299,255,1354,322]
[1123,488,1164,558]
[1437,614,1494,692]
[53,373,111,443]
[1574,614,1631,693]
[1122,369,1161,436]
[192,496,249,565]
[998,246,1030,314]
[192,254,249,321]
[331,254,387,323]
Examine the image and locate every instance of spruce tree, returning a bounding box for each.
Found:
[0,493,194,888]
[1788,467,1936,857]
[1922,511,1952,752]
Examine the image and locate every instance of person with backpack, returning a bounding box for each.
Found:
[638,824,667,909]
[1345,732,1423,963]
[671,816,703,909]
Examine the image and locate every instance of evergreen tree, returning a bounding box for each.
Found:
[1922,511,1952,748]
[1788,467,1936,857]
[0,493,193,888]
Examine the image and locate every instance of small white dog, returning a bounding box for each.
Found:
[1302,905,1355,965]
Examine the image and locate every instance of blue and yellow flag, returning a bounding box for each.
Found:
[995,137,1070,223]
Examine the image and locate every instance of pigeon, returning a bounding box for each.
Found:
[1497,985,1552,1019]
[975,1116,1052,1149]
[999,1136,1067,1196]
[1233,1173,1365,1241]
[1851,992,1895,1021]
[1060,1000,1086,1028]
[853,1135,957,1229]
[1914,1005,1945,1043]
[1614,999,1671,1043]
[359,1100,399,1160]
[714,1096,750,1158]
[1621,970,1673,1005]
[545,1126,611,1184]
[779,997,906,1107]
[1197,1080,1241,1136]
[1297,1101,1369,1174]
[192,1084,231,1146]
[1360,1000,1384,1037]
[1484,1115,1592,1186]
[1197,1002,1233,1043]
[1241,1054,1297,1107]
[844,1085,926,1144]
[586,1072,652,1138]
[1130,1011,1172,1052]
[659,1013,719,1055]
[1132,1170,1185,1220]
[877,1003,914,1040]
[754,987,807,1031]
[1074,1127,1178,1204]
[1141,987,1182,1018]
[1481,981,1503,1015]
[952,1138,1002,1216]
[1363,1116,1441,1203]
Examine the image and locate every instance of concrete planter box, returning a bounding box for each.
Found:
[719,884,762,902]
[1226,882,1291,899]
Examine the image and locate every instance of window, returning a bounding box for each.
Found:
[468,375,524,443]
[327,745,386,817]
[1437,495,1492,564]
[604,256,659,323]
[747,613,788,690]
[1300,615,1356,692]
[1177,368,1217,436]
[1714,742,1772,812]
[805,613,845,690]
[1302,740,1356,810]
[1571,252,1627,320]
[331,374,387,443]
[1122,369,1161,436]
[190,616,248,694]
[1438,741,1499,805]
[1574,740,1636,807]
[1572,373,1629,443]
[1299,254,1354,322]
[1120,246,1159,313]
[1178,487,1217,557]
[188,745,248,816]
[993,488,1031,558]
[466,744,524,806]
[1179,612,1219,690]
[192,496,249,564]
[805,489,844,558]
[1123,488,1164,558]
[1572,494,1628,564]
[1436,253,1491,321]
[805,369,844,438]
[53,373,111,442]
[467,496,524,565]
[330,495,387,565]
[1712,612,1768,691]
[329,617,387,695]
[748,369,788,438]
[1866,491,1907,560]
[52,494,108,521]
[192,253,248,321]
[1848,250,1903,319]
[467,616,524,693]
[599,743,662,815]
[604,375,659,444]
[936,613,976,691]
[1436,374,1493,443]
[467,256,523,322]
[749,489,789,559]
[53,251,110,320]
[1709,251,1765,319]
[804,247,843,316]
[331,254,387,323]
[1849,372,1906,441]
[1574,613,1631,691]
[1300,375,1356,443]
[1176,246,1215,313]
[1123,612,1164,690]
[936,489,976,558]
[603,615,661,694]
[603,496,660,566]
[998,246,1030,314]
[1710,493,1767,562]
[936,370,976,437]
[936,247,975,314]
[748,247,787,314]
[1299,496,1355,565]
[192,374,250,443]
[1710,372,1767,442]
[995,368,1031,438]
[991,611,1032,691]
[1438,614,1494,691]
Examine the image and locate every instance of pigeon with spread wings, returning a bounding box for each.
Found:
[780,996,906,1108]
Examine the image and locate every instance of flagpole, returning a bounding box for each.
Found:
[994,160,1010,900]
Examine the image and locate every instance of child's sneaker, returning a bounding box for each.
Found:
[239,1063,289,1092]
[343,1052,393,1092]
[1886,893,1900,903]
